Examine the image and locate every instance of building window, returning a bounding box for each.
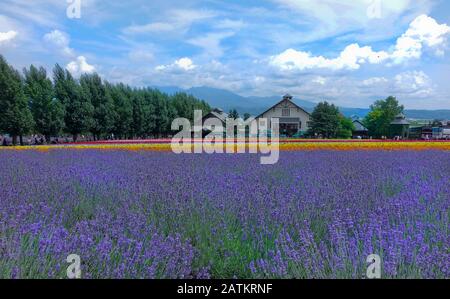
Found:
[282,108,290,117]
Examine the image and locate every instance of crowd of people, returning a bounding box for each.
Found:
[0,135,73,146]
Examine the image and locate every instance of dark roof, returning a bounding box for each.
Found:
[352,119,368,131]
[202,109,228,123]
[255,95,310,119]
[390,114,410,125]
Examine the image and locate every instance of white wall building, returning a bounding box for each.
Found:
[255,94,310,137]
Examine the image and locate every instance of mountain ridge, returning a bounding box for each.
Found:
[156,86,450,120]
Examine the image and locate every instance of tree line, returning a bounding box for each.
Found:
[307,101,355,138]
[307,96,405,139]
[0,55,211,145]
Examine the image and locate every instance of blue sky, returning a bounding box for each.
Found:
[0,0,450,109]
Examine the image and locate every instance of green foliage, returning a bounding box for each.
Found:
[363,96,404,138]
[24,65,64,141]
[307,101,341,138]
[80,73,114,139]
[53,64,94,141]
[108,83,133,139]
[170,92,211,121]
[0,55,34,144]
[337,115,355,139]
[0,56,215,142]
[228,109,239,120]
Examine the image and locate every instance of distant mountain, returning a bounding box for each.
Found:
[156,86,450,120]
[157,86,316,115]
[403,110,450,120]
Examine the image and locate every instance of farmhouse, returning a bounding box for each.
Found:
[202,108,228,126]
[201,95,311,138]
[255,94,310,137]
[352,119,369,139]
[200,108,228,137]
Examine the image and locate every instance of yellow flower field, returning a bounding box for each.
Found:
[1,141,449,152]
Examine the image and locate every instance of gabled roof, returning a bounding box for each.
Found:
[255,95,311,119]
[203,108,228,123]
[352,119,368,131]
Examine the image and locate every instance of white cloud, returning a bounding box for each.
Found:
[0,30,17,43]
[124,22,176,34]
[188,31,235,58]
[393,70,433,97]
[123,9,217,34]
[155,57,196,71]
[270,43,388,71]
[354,71,434,100]
[362,77,388,86]
[270,15,450,71]
[43,30,74,57]
[128,49,154,62]
[271,0,421,41]
[215,19,246,30]
[174,57,196,70]
[66,56,96,77]
[392,14,450,63]
[312,76,327,85]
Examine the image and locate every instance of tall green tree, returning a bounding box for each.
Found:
[150,90,170,137]
[0,56,34,145]
[228,109,239,120]
[24,65,64,143]
[337,115,355,139]
[307,101,340,138]
[108,83,133,139]
[53,64,93,142]
[80,73,114,140]
[364,96,404,138]
[170,92,211,121]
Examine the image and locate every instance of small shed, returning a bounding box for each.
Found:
[390,113,410,139]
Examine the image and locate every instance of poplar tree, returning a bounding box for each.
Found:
[80,73,114,140]
[53,64,93,142]
[24,65,64,143]
[0,55,33,145]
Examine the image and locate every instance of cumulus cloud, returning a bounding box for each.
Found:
[0,30,17,43]
[43,30,74,57]
[270,15,450,71]
[270,44,389,71]
[155,57,196,71]
[66,56,96,77]
[393,71,434,97]
[392,14,450,62]
[355,71,434,100]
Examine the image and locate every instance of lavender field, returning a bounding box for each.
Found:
[0,150,449,278]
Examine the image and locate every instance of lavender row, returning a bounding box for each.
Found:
[0,150,448,278]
